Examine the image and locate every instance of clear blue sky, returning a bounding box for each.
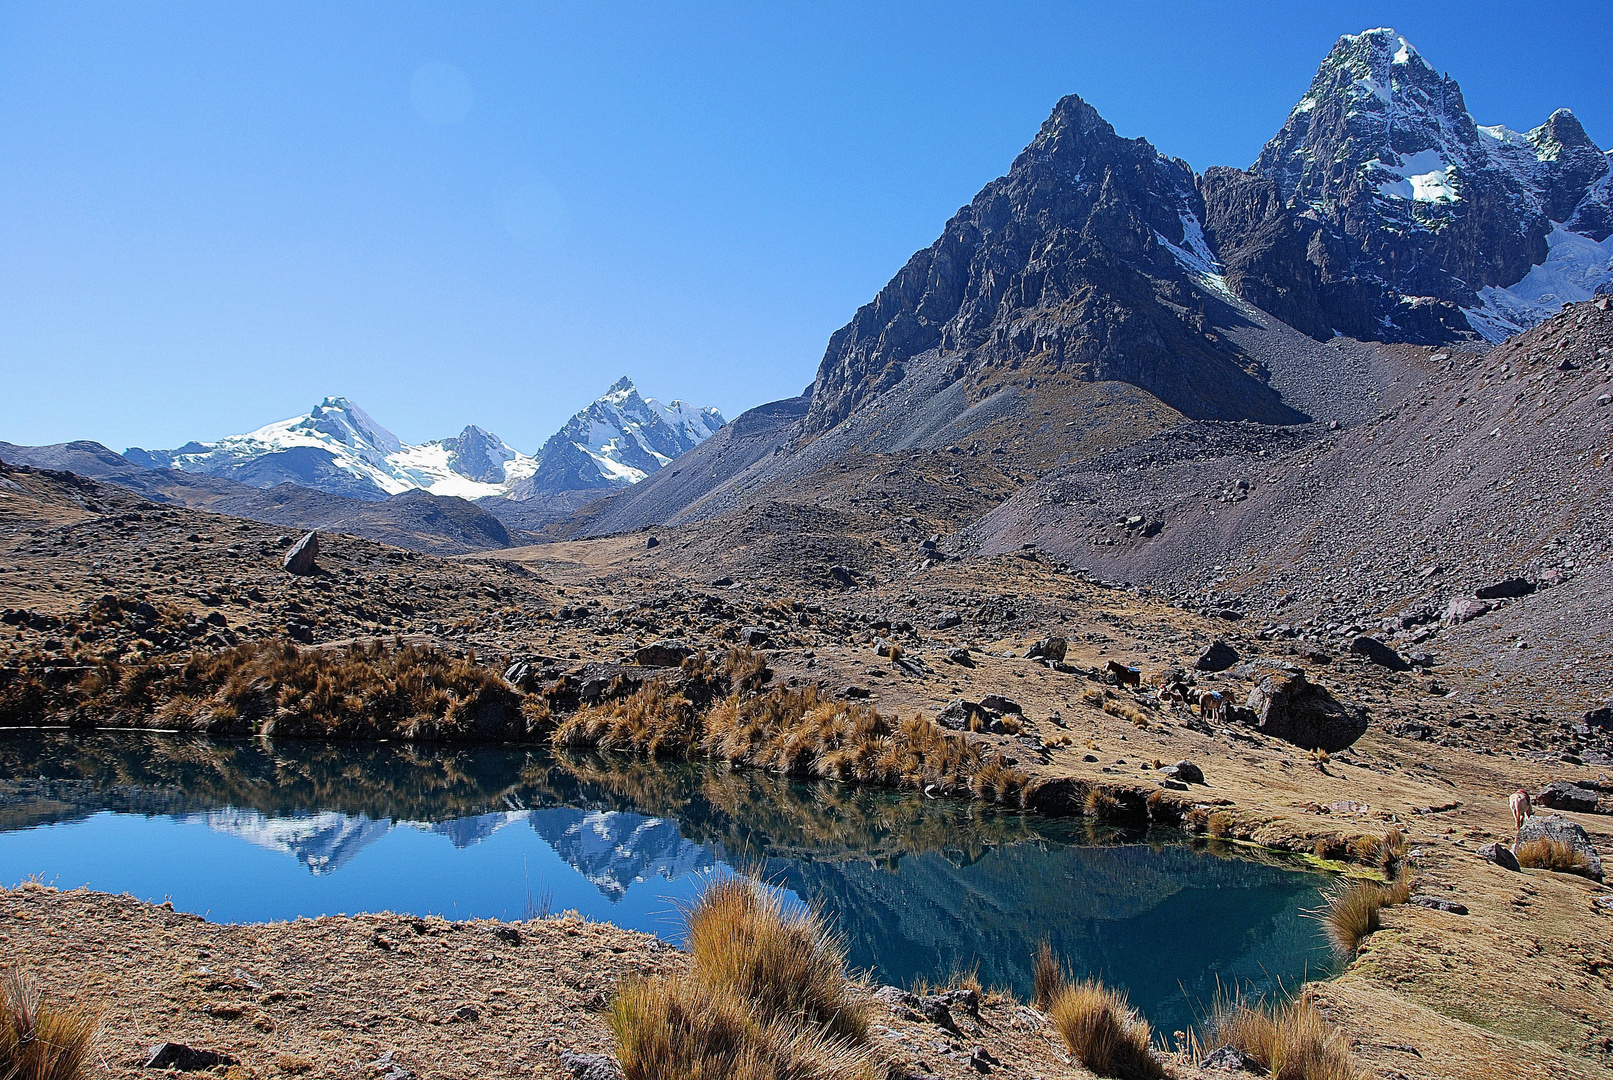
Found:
[2,1,1608,454]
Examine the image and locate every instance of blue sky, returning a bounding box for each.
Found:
[2,1,1608,453]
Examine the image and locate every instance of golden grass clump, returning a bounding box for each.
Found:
[1316,866,1412,958]
[57,639,527,740]
[551,681,696,758]
[1082,687,1107,708]
[608,975,876,1080]
[1515,838,1593,876]
[722,646,772,692]
[1033,940,1065,1010]
[1083,785,1121,819]
[1048,979,1165,1080]
[609,877,877,1080]
[1207,810,1236,838]
[1198,990,1366,1080]
[684,877,867,1043]
[1101,697,1151,728]
[0,966,100,1080]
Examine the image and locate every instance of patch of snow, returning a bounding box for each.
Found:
[1156,210,1240,304]
[1373,148,1460,204]
[1464,225,1613,341]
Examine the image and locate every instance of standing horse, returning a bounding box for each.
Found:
[1105,660,1141,687]
[1198,690,1227,723]
[1509,788,1532,835]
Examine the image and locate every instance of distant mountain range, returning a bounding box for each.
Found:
[123,377,725,503]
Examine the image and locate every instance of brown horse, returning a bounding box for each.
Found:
[1105,660,1141,687]
[1198,690,1227,723]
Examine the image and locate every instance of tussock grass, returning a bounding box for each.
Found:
[1317,862,1411,958]
[1516,838,1593,876]
[609,877,876,1080]
[1033,940,1065,1009]
[551,681,697,758]
[684,878,867,1043]
[608,976,876,1080]
[0,966,100,1080]
[1048,979,1165,1080]
[1101,698,1151,728]
[1207,810,1235,838]
[54,640,526,740]
[1197,989,1366,1080]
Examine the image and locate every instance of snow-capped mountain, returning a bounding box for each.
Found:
[506,377,726,499]
[122,378,724,503]
[192,808,392,875]
[527,807,715,901]
[1230,27,1611,342]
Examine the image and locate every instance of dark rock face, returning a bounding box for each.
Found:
[1162,760,1204,785]
[1243,671,1366,752]
[801,93,1306,440]
[634,640,692,668]
[282,531,319,575]
[1515,814,1604,880]
[1475,578,1536,600]
[1349,635,1410,671]
[1025,635,1067,662]
[145,1043,237,1071]
[441,424,517,484]
[1227,29,1611,343]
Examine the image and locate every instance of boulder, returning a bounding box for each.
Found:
[1515,815,1604,881]
[1477,842,1521,872]
[645,536,659,548]
[1409,895,1469,914]
[936,699,983,731]
[503,658,538,691]
[1475,577,1535,600]
[145,1043,237,1071]
[1195,639,1240,672]
[979,694,1021,715]
[737,626,771,648]
[945,647,974,667]
[1243,671,1366,752]
[710,576,734,587]
[282,531,319,575]
[1445,597,1492,624]
[931,609,963,630]
[830,565,858,587]
[1198,1045,1263,1072]
[1025,635,1068,662]
[1585,707,1613,731]
[1161,760,1204,785]
[1536,780,1601,814]
[634,640,693,668]
[1349,635,1410,671]
[557,1050,623,1080]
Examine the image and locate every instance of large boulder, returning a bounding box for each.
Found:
[1349,635,1410,671]
[1025,635,1068,662]
[1535,781,1602,814]
[1243,671,1366,752]
[634,640,693,668]
[1195,640,1239,672]
[1515,815,1604,881]
[1445,597,1492,625]
[282,531,319,575]
[1475,578,1535,600]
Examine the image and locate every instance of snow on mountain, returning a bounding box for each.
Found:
[122,379,724,504]
[192,807,392,875]
[1249,27,1612,342]
[505,377,727,499]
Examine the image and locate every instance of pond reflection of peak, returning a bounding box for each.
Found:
[528,809,715,901]
[195,803,714,895]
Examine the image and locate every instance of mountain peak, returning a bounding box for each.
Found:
[607,376,636,395]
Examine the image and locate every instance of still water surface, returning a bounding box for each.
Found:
[0,731,1333,1034]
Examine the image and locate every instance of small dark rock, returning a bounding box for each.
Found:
[842,685,870,699]
[710,576,734,587]
[492,925,523,945]
[1161,760,1204,785]
[936,699,983,730]
[645,536,659,548]
[452,1005,480,1022]
[145,1043,237,1071]
[931,609,963,630]
[1025,635,1068,662]
[1195,639,1240,672]
[1198,1044,1263,1073]
[282,531,319,575]
[979,694,1021,715]
[830,565,859,587]
[946,647,974,667]
[738,626,771,648]
[634,640,693,668]
[1477,841,1520,872]
[557,1050,624,1080]
[1349,635,1410,671]
[1409,895,1469,915]
[1475,578,1535,600]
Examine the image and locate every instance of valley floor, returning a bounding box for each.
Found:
[2,461,1611,1079]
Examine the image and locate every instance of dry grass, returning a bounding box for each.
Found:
[608,976,876,1080]
[1083,785,1121,819]
[1316,864,1411,958]
[683,878,867,1043]
[1197,989,1366,1080]
[1207,810,1235,838]
[0,966,99,1080]
[47,640,528,741]
[551,681,697,758]
[1048,978,1165,1080]
[1101,698,1151,728]
[1515,838,1593,876]
[1033,940,1065,1009]
[609,876,876,1080]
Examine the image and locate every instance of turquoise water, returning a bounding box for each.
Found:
[0,730,1333,1035]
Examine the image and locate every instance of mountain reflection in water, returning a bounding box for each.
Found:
[0,731,1332,1034]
